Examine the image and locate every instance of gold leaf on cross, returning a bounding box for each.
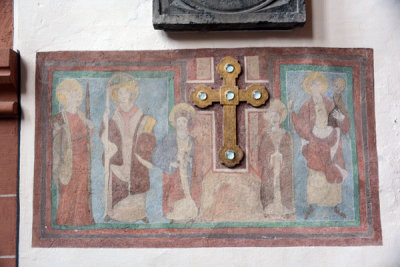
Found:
[190,56,269,167]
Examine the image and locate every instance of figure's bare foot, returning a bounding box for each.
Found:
[169,219,174,224]
[304,205,313,220]
[142,217,149,224]
[334,206,346,218]
[104,215,111,222]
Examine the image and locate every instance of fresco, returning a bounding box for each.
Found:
[33,48,381,247]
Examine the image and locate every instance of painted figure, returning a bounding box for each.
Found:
[328,77,349,128]
[289,72,350,219]
[52,79,94,226]
[153,103,202,223]
[100,73,156,223]
[259,99,295,219]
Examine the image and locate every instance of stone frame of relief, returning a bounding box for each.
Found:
[153,0,306,31]
[33,47,381,248]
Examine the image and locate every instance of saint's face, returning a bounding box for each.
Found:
[118,87,131,104]
[310,80,323,96]
[269,111,280,128]
[176,116,189,138]
[66,89,82,110]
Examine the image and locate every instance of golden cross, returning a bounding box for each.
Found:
[190,56,269,167]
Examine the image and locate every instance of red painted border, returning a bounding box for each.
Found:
[33,48,381,247]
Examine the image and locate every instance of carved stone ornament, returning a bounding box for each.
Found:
[153,0,306,31]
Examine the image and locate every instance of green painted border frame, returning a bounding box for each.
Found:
[49,66,360,231]
[280,64,360,227]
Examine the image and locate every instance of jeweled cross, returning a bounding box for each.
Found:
[190,56,269,167]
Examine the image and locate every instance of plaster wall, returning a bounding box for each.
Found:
[15,0,400,266]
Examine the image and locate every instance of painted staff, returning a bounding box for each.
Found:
[102,84,112,219]
[85,83,93,216]
[288,92,295,212]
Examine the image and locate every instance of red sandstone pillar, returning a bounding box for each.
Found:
[0,0,18,266]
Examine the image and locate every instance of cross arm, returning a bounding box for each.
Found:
[239,84,269,107]
[190,84,220,108]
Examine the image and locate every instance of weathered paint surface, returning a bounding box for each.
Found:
[33,47,380,247]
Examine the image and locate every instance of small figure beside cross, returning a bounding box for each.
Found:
[190,56,269,167]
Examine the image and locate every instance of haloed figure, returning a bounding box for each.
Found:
[153,103,201,223]
[259,99,295,220]
[100,73,156,223]
[290,72,350,219]
[52,79,94,226]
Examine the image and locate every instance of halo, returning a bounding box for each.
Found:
[55,79,83,106]
[266,99,287,123]
[302,71,329,95]
[107,72,139,104]
[168,103,196,128]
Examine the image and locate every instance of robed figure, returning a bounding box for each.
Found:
[153,103,202,223]
[52,79,94,226]
[100,73,156,223]
[290,72,350,219]
[258,99,295,220]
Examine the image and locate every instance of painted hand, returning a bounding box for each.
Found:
[301,138,309,147]
[53,122,62,132]
[86,119,94,130]
[288,93,294,114]
[103,108,110,124]
[332,109,345,122]
[170,161,179,169]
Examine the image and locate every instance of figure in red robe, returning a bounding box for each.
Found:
[258,99,295,220]
[289,72,350,219]
[100,73,156,223]
[52,79,94,226]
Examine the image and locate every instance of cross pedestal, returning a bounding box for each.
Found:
[190,56,269,167]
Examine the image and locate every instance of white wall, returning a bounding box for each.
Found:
[15,0,400,266]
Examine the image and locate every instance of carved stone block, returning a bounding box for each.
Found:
[153,0,306,31]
